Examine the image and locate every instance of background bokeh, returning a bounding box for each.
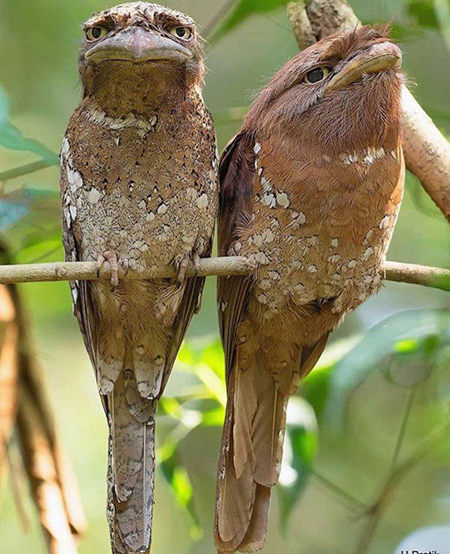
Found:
[0,0,449,553]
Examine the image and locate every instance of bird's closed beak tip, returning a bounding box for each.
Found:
[326,41,402,91]
[85,26,192,64]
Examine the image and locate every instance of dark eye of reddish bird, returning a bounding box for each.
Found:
[305,66,330,83]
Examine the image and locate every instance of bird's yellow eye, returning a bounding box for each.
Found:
[85,27,108,41]
[170,26,193,40]
[304,67,331,84]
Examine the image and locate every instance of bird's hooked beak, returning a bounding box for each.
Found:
[326,41,402,91]
[85,26,193,64]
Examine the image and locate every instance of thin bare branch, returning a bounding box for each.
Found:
[0,258,446,290]
[402,87,450,221]
[355,420,450,553]
[0,160,55,184]
[389,387,417,474]
[384,261,450,290]
[309,467,369,512]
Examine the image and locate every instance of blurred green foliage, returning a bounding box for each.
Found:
[0,82,58,167]
[0,0,449,553]
[207,0,291,43]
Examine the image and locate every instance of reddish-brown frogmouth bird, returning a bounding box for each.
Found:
[215,26,404,552]
[60,3,218,553]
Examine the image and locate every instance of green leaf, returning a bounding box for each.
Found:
[394,338,420,354]
[324,309,450,429]
[300,362,334,422]
[278,397,318,533]
[196,364,227,407]
[159,397,181,418]
[408,0,440,29]
[198,340,226,378]
[433,0,450,51]
[209,0,293,43]
[17,237,62,264]
[0,84,10,125]
[0,122,58,164]
[201,405,225,427]
[160,449,203,539]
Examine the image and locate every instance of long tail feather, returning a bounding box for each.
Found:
[107,371,156,554]
[215,354,288,553]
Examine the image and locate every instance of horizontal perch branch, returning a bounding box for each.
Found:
[0,258,448,291]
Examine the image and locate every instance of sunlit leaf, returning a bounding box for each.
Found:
[408,0,439,29]
[324,310,450,428]
[209,0,292,43]
[394,338,420,353]
[278,397,318,532]
[198,341,225,377]
[201,406,225,427]
[176,342,196,366]
[0,123,58,165]
[160,449,202,538]
[433,0,450,50]
[196,364,227,406]
[159,397,181,418]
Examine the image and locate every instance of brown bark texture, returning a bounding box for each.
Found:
[0,242,86,554]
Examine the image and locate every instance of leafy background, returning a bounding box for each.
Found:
[0,0,449,552]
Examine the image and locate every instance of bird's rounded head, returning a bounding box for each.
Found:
[79,3,205,112]
[246,25,404,155]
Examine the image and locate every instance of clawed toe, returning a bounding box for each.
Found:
[97,251,120,288]
[176,258,190,284]
[175,252,202,283]
[192,253,201,274]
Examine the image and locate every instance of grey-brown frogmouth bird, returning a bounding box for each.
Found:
[60,3,218,552]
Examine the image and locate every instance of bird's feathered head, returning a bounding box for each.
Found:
[79,2,205,106]
[245,25,404,153]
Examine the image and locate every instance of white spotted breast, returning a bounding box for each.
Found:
[61,98,219,269]
[237,142,404,315]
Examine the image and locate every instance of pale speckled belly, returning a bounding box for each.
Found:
[61,126,218,269]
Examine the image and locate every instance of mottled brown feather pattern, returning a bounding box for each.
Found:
[216,26,404,552]
[60,4,218,553]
